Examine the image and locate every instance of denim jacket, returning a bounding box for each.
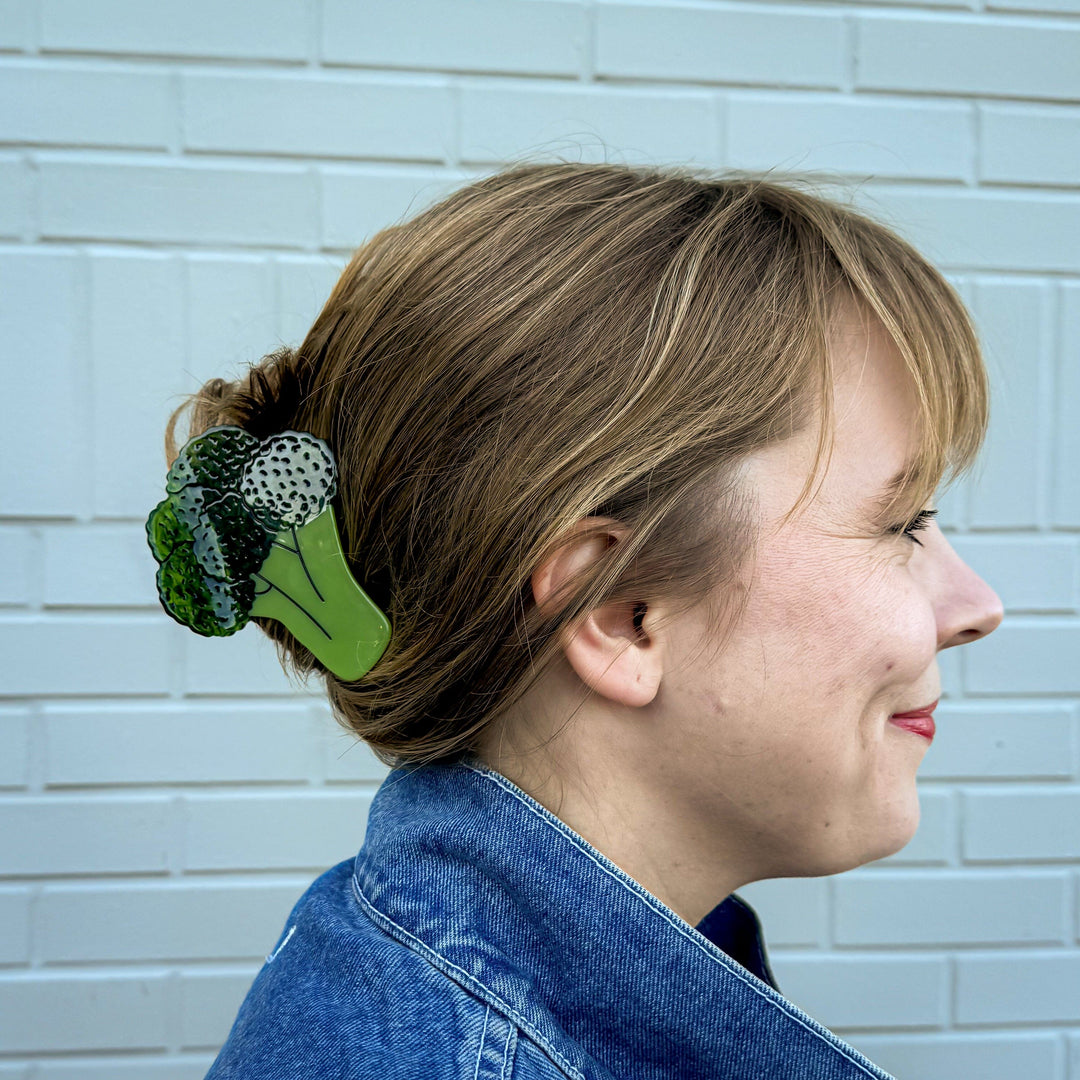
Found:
[205,756,896,1079]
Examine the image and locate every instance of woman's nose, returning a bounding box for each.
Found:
[928,530,1004,651]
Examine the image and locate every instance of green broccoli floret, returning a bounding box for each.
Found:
[147,429,275,638]
[166,426,259,493]
[146,494,263,636]
[155,531,252,635]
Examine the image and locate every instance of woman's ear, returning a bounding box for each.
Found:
[531,518,663,708]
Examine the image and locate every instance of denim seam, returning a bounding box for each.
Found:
[501,1018,517,1080]
[463,762,895,1080]
[473,1005,490,1080]
[264,923,295,964]
[350,871,584,1080]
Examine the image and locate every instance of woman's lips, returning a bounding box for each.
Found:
[888,700,938,742]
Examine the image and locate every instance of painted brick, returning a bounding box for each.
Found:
[39,880,307,962]
[2,0,1079,1066]
[922,702,1075,780]
[39,159,319,248]
[93,252,274,517]
[43,523,159,607]
[178,969,259,1049]
[1056,283,1080,528]
[965,622,1080,695]
[728,94,972,181]
[0,155,30,237]
[43,701,316,786]
[40,0,307,61]
[0,62,171,149]
[89,251,187,519]
[0,888,30,964]
[186,253,277,374]
[460,82,720,167]
[874,787,952,865]
[322,0,585,76]
[596,3,845,88]
[0,0,30,51]
[183,791,370,870]
[33,1060,214,1080]
[857,14,1080,100]
[0,707,29,789]
[834,870,1067,946]
[949,537,1077,613]
[0,972,168,1051]
[990,0,1080,9]
[0,616,172,696]
[956,952,1080,1024]
[731,876,826,949]
[0,527,32,605]
[966,280,1046,528]
[847,1032,1061,1080]
[964,788,1080,862]
[817,0,976,5]
[275,255,347,346]
[182,622,306,696]
[982,103,1080,186]
[183,71,453,162]
[320,165,469,250]
[853,186,1080,273]
[0,250,89,517]
[0,795,170,875]
[773,955,946,1029]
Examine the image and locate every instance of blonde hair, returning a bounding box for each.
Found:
[167,161,988,768]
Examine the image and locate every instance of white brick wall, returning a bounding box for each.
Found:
[1,1,1077,1076]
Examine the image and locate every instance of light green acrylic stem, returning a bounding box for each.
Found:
[250,504,390,681]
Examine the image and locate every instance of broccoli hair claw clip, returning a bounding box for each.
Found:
[146,425,391,682]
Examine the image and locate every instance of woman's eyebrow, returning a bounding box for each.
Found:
[866,460,919,515]
[879,467,908,500]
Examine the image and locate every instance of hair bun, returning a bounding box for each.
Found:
[165,345,311,464]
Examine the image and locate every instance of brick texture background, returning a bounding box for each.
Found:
[1,1,1078,1076]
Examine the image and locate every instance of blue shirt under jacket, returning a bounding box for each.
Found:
[205,755,895,1080]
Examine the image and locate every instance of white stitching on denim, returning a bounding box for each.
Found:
[463,763,896,1080]
[350,871,585,1080]
[473,1004,490,1080]
[500,1020,516,1080]
[265,924,296,963]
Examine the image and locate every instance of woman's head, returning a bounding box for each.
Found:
[506,291,1001,922]
[168,161,997,793]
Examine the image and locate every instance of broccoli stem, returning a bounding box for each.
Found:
[250,505,391,681]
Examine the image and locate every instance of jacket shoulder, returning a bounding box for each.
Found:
[204,860,576,1080]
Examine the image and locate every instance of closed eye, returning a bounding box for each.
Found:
[887,508,938,547]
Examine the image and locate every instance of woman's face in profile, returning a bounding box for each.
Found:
[657,306,1004,882]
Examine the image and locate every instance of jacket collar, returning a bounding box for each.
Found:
[353,756,894,1080]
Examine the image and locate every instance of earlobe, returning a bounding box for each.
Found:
[560,605,661,707]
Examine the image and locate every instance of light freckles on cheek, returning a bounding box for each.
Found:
[748,532,868,636]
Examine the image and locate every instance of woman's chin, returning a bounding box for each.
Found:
[808,798,923,877]
[859,796,923,868]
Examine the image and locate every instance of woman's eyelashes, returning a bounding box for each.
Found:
[887,508,939,547]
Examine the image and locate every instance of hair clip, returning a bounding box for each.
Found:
[145,425,391,681]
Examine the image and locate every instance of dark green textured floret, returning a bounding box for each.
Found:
[165,426,259,494]
[146,494,259,636]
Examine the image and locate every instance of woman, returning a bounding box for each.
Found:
[160,162,1002,1079]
